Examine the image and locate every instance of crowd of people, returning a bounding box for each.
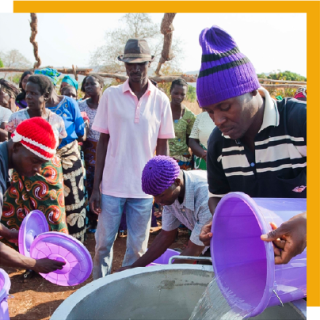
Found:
[0,25,306,284]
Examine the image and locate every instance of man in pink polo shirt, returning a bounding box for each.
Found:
[90,38,175,279]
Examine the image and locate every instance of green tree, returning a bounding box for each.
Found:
[90,13,183,73]
[0,49,31,68]
[0,58,3,68]
[186,85,196,102]
[257,70,306,82]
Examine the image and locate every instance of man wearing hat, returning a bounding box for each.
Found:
[116,155,212,271]
[90,38,175,278]
[196,26,306,264]
[0,117,65,273]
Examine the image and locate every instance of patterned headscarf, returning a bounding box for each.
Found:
[61,75,79,90]
[35,68,61,86]
[142,156,180,196]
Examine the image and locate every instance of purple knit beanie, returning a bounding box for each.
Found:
[142,156,180,196]
[196,25,260,107]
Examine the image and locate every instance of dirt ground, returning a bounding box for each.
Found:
[3,227,190,320]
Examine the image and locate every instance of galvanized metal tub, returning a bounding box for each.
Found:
[50,265,306,320]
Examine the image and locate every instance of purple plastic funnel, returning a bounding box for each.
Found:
[30,232,93,286]
[210,192,306,318]
[0,269,11,320]
[146,249,180,267]
[19,210,49,257]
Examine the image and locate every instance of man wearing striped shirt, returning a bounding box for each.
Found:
[196,25,306,264]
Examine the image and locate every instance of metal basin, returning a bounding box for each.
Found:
[51,265,306,320]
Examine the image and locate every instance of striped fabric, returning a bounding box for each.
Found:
[207,89,306,199]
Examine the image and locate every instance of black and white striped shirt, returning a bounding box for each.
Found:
[207,88,306,198]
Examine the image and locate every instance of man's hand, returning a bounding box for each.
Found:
[89,189,102,215]
[32,258,66,274]
[261,212,306,264]
[199,220,213,246]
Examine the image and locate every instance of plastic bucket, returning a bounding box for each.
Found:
[147,248,180,266]
[210,192,306,318]
[0,269,11,320]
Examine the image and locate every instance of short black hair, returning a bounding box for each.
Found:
[27,75,53,98]
[81,74,104,93]
[19,70,34,90]
[170,78,188,92]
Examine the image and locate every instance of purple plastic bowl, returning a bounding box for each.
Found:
[30,232,93,287]
[146,249,180,267]
[0,269,11,320]
[19,210,49,257]
[210,192,306,318]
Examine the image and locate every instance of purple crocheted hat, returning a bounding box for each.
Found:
[196,25,260,107]
[142,156,180,196]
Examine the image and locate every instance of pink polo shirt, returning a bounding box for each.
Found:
[92,79,175,198]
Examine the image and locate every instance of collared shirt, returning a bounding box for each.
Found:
[162,170,212,246]
[207,88,306,198]
[92,79,175,198]
[0,141,9,219]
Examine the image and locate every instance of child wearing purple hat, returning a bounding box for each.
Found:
[196,26,306,265]
[117,155,212,270]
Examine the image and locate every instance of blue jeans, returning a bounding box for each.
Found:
[93,194,153,279]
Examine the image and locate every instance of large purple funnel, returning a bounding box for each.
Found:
[0,269,11,320]
[210,192,306,318]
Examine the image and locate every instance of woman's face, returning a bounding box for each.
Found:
[84,76,102,97]
[170,85,187,105]
[60,82,69,94]
[62,87,77,100]
[21,74,31,91]
[25,82,46,110]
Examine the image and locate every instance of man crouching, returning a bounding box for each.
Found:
[118,155,212,271]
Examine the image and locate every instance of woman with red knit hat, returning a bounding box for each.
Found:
[1,76,69,266]
[0,117,65,273]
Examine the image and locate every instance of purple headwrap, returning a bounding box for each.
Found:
[142,156,180,196]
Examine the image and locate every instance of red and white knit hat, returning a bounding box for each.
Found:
[11,117,57,160]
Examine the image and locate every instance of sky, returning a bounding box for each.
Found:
[0,13,306,77]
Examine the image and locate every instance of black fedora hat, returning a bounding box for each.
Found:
[118,38,155,63]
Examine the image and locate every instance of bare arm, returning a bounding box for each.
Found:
[189,138,207,160]
[89,133,110,214]
[156,138,169,156]
[78,121,89,142]
[173,240,205,264]
[261,212,306,264]
[0,242,65,273]
[199,197,221,246]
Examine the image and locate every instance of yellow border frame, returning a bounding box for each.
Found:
[13,0,320,306]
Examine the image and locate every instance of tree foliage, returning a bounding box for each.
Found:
[0,49,32,68]
[90,13,183,73]
[0,58,4,68]
[257,70,306,82]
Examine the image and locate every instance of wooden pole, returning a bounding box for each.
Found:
[259,78,306,85]
[30,13,41,69]
[0,67,93,75]
[155,13,176,76]
[261,84,304,89]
